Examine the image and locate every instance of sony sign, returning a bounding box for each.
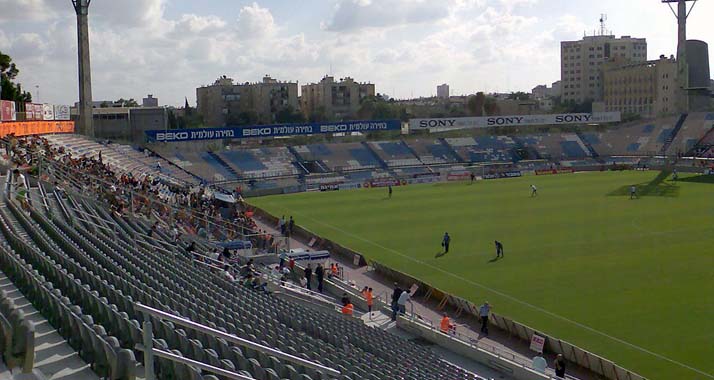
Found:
[410,112,621,131]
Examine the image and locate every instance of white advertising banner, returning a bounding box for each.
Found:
[42,103,55,121]
[410,112,621,131]
[529,334,546,353]
[54,105,70,120]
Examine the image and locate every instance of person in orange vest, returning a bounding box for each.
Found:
[341,298,354,316]
[330,263,338,278]
[440,313,454,334]
[365,287,374,315]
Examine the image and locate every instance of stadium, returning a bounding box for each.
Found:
[1,1,714,380]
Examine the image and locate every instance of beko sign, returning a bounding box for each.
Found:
[411,112,621,130]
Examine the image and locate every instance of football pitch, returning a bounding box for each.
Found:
[251,171,714,379]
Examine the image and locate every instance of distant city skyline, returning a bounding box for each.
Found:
[0,0,712,106]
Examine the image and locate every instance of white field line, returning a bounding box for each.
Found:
[275,206,714,379]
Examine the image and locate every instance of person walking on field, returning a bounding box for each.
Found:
[530,184,538,197]
[442,232,451,254]
[495,240,504,258]
[388,185,393,199]
[479,301,492,335]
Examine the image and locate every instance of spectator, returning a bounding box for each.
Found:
[341,293,349,306]
[479,301,491,335]
[279,250,288,269]
[440,313,453,334]
[315,263,325,293]
[341,298,354,316]
[279,215,286,235]
[391,283,403,321]
[365,287,374,315]
[532,352,547,373]
[397,288,411,316]
[304,263,313,290]
[554,354,566,378]
[288,216,295,236]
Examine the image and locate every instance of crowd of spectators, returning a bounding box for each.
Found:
[3,135,278,254]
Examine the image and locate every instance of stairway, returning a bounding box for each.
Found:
[206,151,239,179]
[659,113,688,156]
[438,138,465,162]
[400,140,423,163]
[360,142,389,169]
[575,132,599,158]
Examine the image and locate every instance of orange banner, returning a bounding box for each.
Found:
[0,121,75,138]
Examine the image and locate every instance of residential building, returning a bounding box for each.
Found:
[142,94,159,107]
[532,81,561,101]
[602,55,677,117]
[437,84,450,99]
[196,75,299,127]
[300,76,375,120]
[561,35,647,104]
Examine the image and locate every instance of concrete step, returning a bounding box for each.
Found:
[0,274,99,380]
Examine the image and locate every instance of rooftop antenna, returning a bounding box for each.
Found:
[599,14,608,36]
[662,0,699,113]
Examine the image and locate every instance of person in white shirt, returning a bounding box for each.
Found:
[530,184,538,197]
[532,352,547,373]
[397,290,412,315]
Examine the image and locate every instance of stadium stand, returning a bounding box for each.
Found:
[667,113,714,155]
[0,136,492,380]
[579,117,678,156]
[404,139,460,165]
[292,143,382,171]
[516,133,591,160]
[219,147,300,179]
[365,141,421,167]
[444,136,519,163]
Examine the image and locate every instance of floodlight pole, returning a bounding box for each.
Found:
[72,0,94,137]
[663,0,698,113]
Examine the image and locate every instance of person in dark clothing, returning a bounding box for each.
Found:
[148,222,158,238]
[341,293,349,306]
[495,240,504,258]
[470,173,475,183]
[304,263,312,290]
[186,241,196,259]
[388,185,393,199]
[442,232,451,254]
[288,216,295,236]
[391,283,403,321]
[554,354,566,378]
[315,263,325,293]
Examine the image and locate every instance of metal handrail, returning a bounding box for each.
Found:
[135,303,341,378]
[135,345,252,380]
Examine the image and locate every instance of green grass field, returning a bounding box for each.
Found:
[251,171,714,380]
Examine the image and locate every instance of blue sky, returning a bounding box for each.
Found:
[1,0,712,106]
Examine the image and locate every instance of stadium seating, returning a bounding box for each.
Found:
[580,117,678,156]
[0,168,485,379]
[516,133,591,160]
[366,141,421,167]
[667,113,714,155]
[293,143,382,171]
[404,138,459,165]
[444,136,518,163]
[219,147,300,179]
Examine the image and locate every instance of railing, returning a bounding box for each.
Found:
[134,303,341,380]
[404,314,574,380]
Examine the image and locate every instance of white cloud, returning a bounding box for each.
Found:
[235,2,276,40]
[324,0,450,32]
[0,0,57,22]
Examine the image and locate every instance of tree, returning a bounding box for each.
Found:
[115,98,139,107]
[0,51,32,102]
[484,96,500,116]
[100,101,111,108]
[467,92,486,116]
[508,91,530,101]
[275,105,305,124]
